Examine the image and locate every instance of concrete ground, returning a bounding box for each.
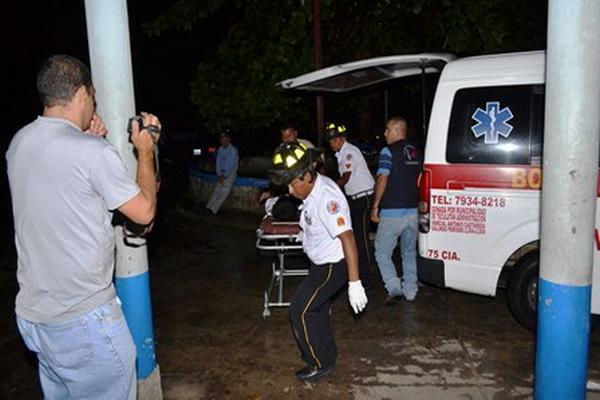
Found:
[2,206,600,399]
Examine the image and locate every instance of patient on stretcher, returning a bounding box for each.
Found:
[265,194,301,222]
[256,194,306,318]
[260,195,302,236]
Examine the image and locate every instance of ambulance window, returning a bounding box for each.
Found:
[530,85,545,165]
[447,85,534,164]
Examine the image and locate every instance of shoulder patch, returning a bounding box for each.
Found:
[327,200,340,214]
[336,216,346,226]
[346,153,352,160]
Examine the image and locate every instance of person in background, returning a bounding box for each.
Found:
[370,117,421,304]
[325,123,375,290]
[205,131,239,215]
[6,54,160,400]
[280,123,315,149]
[258,124,317,203]
[270,142,368,381]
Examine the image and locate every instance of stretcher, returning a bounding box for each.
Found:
[256,216,307,318]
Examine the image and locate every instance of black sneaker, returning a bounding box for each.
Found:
[384,294,402,306]
[295,364,335,381]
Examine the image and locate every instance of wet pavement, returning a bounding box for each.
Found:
[2,206,600,399]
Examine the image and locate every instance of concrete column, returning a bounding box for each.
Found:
[84,1,162,398]
[536,1,600,399]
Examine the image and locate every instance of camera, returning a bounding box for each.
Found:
[127,115,161,142]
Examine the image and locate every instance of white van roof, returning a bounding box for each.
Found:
[279,51,546,92]
[278,53,456,92]
[442,51,545,84]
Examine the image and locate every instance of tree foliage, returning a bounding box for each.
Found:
[146,0,546,133]
[144,0,225,36]
[319,0,546,62]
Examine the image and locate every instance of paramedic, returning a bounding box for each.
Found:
[370,117,421,303]
[325,123,375,289]
[6,54,160,399]
[258,124,317,203]
[258,123,315,203]
[270,141,368,381]
[280,123,315,148]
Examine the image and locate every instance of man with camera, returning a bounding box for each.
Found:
[6,54,160,399]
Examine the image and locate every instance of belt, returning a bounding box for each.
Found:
[311,259,345,268]
[349,190,374,200]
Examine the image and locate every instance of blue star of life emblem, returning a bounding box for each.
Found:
[471,101,514,144]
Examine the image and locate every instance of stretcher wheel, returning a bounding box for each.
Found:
[262,291,271,319]
[262,308,271,319]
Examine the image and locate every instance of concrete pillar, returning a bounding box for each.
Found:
[536,1,600,399]
[84,1,162,398]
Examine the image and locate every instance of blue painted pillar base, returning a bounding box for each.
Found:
[535,278,591,399]
[115,271,157,379]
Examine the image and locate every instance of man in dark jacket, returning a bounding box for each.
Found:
[370,117,421,304]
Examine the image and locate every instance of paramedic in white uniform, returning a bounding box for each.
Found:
[270,141,368,382]
[325,123,375,289]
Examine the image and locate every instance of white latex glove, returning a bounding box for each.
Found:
[348,280,368,314]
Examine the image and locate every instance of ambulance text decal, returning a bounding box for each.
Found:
[430,194,506,235]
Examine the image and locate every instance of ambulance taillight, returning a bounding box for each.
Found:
[418,169,431,233]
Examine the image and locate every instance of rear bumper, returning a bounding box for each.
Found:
[417,255,445,287]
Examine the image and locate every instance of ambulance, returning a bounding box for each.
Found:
[280,50,600,331]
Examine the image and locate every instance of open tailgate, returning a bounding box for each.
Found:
[278,53,456,93]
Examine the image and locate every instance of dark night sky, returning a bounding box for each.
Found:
[1,1,223,235]
[2,0,225,136]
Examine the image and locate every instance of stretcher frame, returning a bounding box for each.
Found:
[256,221,307,318]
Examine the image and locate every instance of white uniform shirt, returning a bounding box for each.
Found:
[297,138,315,149]
[300,174,352,265]
[335,140,375,197]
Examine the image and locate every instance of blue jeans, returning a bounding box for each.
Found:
[17,298,136,400]
[374,211,418,300]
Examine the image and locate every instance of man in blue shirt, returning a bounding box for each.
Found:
[206,132,239,215]
[370,117,421,304]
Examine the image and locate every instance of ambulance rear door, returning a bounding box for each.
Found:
[278,53,456,92]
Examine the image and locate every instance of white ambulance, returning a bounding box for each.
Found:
[280,51,599,331]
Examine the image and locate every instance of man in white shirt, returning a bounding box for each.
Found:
[270,142,368,381]
[324,123,375,289]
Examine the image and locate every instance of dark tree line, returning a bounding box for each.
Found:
[146,0,547,135]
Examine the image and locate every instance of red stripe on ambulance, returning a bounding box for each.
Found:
[425,164,600,195]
